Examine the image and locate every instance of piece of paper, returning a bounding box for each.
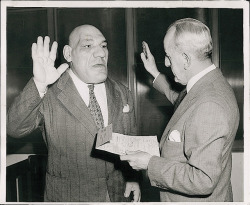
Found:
[96,124,160,156]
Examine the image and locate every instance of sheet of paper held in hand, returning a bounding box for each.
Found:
[96,124,160,156]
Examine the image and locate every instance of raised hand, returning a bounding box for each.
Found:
[140,41,160,78]
[32,36,68,86]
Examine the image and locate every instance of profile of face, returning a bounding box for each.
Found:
[64,25,108,84]
[163,28,188,85]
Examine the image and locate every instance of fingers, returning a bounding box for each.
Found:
[49,41,58,61]
[141,41,153,63]
[57,63,69,76]
[124,183,131,198]
[145,42,152,54]
[43,36,50,58]
[125,182,141,202]
[133,188,141,202]
[120,154,137,170]
[32,36,57,61]
[140,52,146,63]
[120,154,132,161]
[37,36,44,57]
[142,41,152,55]
[126,150,140,154]
[31,43,37,59]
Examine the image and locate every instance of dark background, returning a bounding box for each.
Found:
[7,7,244,154]
[6,7,244,202]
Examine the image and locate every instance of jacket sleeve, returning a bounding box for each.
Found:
[147,101,230,195]
[153,74,179,105]
[7,78,45,138]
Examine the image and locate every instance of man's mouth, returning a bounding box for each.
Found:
[93,63,106,67]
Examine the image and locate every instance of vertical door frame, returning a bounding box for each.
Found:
[126,8,140,134]
[209,9,220,69]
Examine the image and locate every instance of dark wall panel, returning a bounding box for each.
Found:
[56,8,127,86]
[7,8,127,154]
[219,9,244,141]
[7,8,49,154]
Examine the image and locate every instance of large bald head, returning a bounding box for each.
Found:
[63,25,108,84]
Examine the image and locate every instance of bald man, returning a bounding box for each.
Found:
[7,25,140,202]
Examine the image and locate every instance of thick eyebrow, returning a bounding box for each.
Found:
[80,39,94,43]
[101,40,108,44]
[79,39,108,45]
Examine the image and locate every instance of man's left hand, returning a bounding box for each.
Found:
[124,181,141,202]
[120,151,152,170]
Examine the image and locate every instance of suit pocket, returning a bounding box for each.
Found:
[161,140,186,163]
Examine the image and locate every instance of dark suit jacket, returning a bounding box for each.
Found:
[7,71,137,202]
[147,68,240,202]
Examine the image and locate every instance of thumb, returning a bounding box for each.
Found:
[125,150,140,155]
[120,154,130,161]
[124,183,131,198]
[140,52,147,63]
[57,63,69,76]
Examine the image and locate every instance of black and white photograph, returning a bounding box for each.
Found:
[1,1,249,203]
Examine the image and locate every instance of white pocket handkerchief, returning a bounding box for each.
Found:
[168,130,181,142]
[123,104,130,113]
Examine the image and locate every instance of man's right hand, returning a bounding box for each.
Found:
[32,36,68,90]
[140,41,160,79]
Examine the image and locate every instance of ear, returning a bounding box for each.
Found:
[63,45,72,62]
[182,53,191,69]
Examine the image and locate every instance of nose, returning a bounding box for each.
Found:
[93,46,106,58]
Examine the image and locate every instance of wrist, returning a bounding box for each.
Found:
[33,77,48,93]
[152,71,160,79]
[148,66,160,78]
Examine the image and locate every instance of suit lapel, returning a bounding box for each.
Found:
[56,72,97,136]
[159,92,195,148]
[105,78,119,125]
[160,68,221,149]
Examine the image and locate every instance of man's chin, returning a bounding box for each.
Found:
[92,74,108,84]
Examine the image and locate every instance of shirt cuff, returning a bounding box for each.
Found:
[152,72,161,84]
[33,77,48,98]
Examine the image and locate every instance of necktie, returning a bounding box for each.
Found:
[173,88,187,112]
[88,84,104,129]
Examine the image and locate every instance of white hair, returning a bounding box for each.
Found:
[168,18,213,61]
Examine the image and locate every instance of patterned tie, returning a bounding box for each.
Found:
[88,84,104,129]
[173,88,187,112]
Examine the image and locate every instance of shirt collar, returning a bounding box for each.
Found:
[186,64,216,93]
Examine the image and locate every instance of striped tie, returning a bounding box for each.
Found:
[88,84,104,129]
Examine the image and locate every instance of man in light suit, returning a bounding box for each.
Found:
[121,18,240,202]
[7,25,140,202]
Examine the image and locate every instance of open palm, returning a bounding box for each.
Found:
[32,36,68,86]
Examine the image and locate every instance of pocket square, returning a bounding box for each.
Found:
[168,130,181,142]
[123,104,130,113]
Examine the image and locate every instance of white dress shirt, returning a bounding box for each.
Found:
[186,64,216,93]
[34,69,109,127]
[68,69,108,127]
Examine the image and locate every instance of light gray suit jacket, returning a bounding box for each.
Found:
[147,68,240,202]
[7,71,137,202]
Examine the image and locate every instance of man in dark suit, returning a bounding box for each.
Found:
[7,25,140,202]
[121,18,239,202]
